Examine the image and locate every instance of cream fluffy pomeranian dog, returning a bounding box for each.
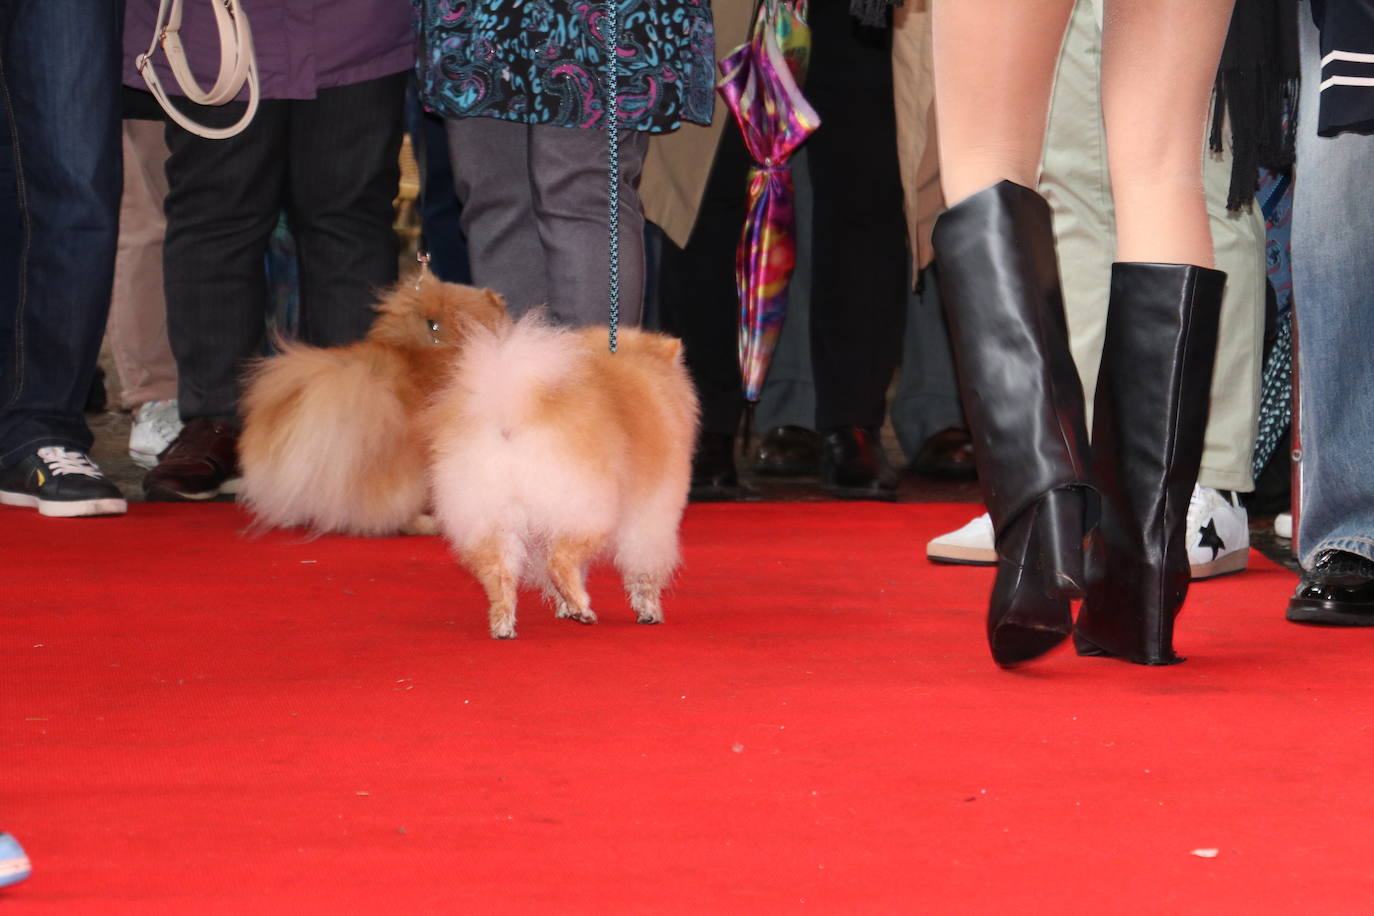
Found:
[425,314,699,639]
[238,281,509,536]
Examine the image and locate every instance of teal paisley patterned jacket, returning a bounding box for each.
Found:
[413,0,716,133]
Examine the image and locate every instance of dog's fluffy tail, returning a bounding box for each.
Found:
[448,312,581,432]
[429,313,618,553]
[239,341,429,536]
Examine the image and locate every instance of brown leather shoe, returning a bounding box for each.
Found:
[143,417,242,501]
[911,427,977,479]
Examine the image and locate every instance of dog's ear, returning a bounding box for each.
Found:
[635,332,683,364]
[480,289,511,327]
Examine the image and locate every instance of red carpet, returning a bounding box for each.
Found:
[2,502,1369,913]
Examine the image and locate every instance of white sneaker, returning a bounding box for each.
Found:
[926,512,996,565]
[1274,511,1293,540]
[928,487,1250,579]
[1185,484,1249,579]
[129,399,183,469]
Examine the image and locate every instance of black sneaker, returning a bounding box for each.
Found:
[0,446,128,517]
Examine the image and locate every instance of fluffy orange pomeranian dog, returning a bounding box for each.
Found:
[237,281,509,536]
[426,314,699,639]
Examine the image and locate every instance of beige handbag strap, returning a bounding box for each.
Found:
[135,0,260,139]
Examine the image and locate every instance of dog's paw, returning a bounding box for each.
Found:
[555,605,598,625]
[490,620,517,639]
[401,513,438,536]
[635,611,663,625]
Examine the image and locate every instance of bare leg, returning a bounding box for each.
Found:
[463,535,522,639]
[546,535,604,625]
[1101,0,1235,266]
[932,0,1077,204]
[931,0,1089,667]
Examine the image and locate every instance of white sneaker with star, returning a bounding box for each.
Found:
[1185,484,1249,579]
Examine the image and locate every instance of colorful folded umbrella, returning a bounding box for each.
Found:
[717,0,820,401]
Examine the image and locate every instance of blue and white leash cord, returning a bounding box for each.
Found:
[605,0,621,352]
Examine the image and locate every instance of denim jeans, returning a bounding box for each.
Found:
[1291,11,1374,568]
[0,0,123,465]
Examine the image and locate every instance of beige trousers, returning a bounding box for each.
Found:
[106,118,177,410]
[1040,0,1266,492]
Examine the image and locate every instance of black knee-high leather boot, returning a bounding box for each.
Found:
[932,181,1097,667]
[1074,263,1226,665]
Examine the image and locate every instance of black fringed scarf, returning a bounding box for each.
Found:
[1211,0,1301,211]
[850,0,900,28]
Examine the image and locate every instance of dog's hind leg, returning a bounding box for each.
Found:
[623,573,667,625]
[463,534,523,639]
[615,506,681,625]
[546,535,603,625]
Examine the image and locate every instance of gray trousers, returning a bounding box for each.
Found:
[445,118,648,328]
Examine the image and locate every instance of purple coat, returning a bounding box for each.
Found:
[124,0,414,100]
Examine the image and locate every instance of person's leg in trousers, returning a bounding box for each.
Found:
[289,72,407,348]
[162,100,288,426]
[529,124,649,328]
[806,0,907,499]
[1290,11,1374,574]
[445,118,547,317]
[889,275,968,466]
[109,118,178,410]
[656,120,752,494]
[0,0,122,460]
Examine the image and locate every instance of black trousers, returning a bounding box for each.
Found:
[656,0,907,437]
[162,72,407,425]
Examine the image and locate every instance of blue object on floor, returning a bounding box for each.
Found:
[0,833,30,888]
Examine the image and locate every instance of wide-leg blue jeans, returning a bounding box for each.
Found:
[1291,10,1374,568]
[0,0,123,465]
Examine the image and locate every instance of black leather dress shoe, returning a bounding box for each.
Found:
[1287,550,1374,626]
[911,427,977,479]
[690,432,739,502]
[819,426,898,501]
[752,425,822,476]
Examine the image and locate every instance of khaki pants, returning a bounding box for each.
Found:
[1041,0,1266,492]
[106,118,177,410]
